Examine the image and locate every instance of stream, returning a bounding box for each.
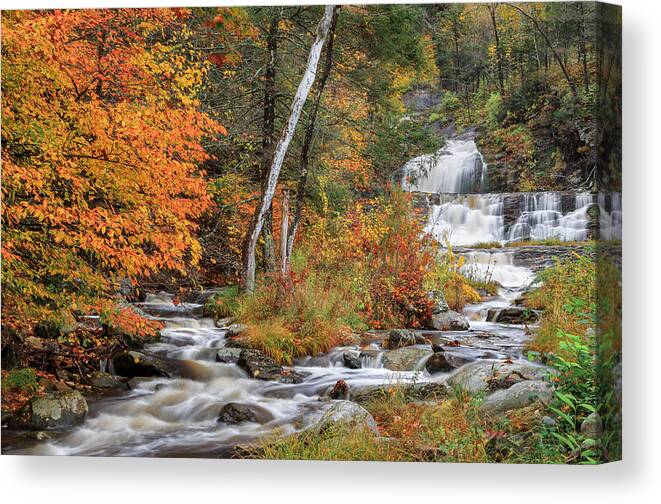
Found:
[8,129,616,458]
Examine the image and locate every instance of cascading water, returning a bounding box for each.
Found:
[507,192,594,242]
[401,132,598,246]
[402,136,488,194]
[426,194,504,246]
[598,192,622,240]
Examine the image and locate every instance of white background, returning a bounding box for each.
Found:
[1,0,659,502]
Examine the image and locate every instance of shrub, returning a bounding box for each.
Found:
[203,286,240,320]
[535,332,602,464]
[486,91,504,128]
[425,246,482,311]
[439,90,462,114]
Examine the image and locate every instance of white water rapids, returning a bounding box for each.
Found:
[16,254,537,458]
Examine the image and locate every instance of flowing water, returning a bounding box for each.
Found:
[8,131,618,458]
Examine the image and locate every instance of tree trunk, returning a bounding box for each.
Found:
[242,5,337,293]
[260,15,280,273]
[488,4,505,95]
[284,6,339,272]
[578,2,590,93]
[279,189,290,273]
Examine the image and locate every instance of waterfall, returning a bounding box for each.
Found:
[423,192,598,247]
[402,137,488,194]
[507,192,594,242]
[426,194,504,246]
[598,192,622,240]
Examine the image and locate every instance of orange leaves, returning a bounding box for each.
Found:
[1,9,225,331]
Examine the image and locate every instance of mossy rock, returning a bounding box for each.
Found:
[11,391,88,430]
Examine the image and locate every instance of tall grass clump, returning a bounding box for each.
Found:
[524,252,595,356]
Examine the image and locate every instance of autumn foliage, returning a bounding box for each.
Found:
[1,9,224,331]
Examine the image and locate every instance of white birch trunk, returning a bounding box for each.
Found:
[243,5,336,292]
[280,189,290,273]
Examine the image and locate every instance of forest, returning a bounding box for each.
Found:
[1,3,621,463]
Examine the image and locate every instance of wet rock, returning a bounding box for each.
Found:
[430,310,470,331]
[328,379,351,400]
[580,412,603,439]
[446,359,553,393]
[236,349,305,383]
[11,391,88,430]
[215,348,243,364]
[237,349,282,380]
[430,346,477,368]
[425,352,453,374]
[479,380,553,415]
[486,307,539,324]
[90,371,127,389]
[342,351,362,369]
[383,329,427,350]
[218,402,274,425]
[382,347,433,372]
[112,351,174,379]
[315,401,378,435]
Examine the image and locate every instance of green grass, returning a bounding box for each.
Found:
[203,286,240,320]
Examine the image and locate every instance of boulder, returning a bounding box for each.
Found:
[383,329,427,350]
[112,351,175,379]
[486,307,539,324]
[430,347,477,369]
[382,347,433,372]
[215,348,243,364]
[218,402,274,425]
[425,352,453,374]
[90,371,127,390]
[328,379,351,400]
[11,391,88,430]
[479,380,553,415]
[446,359,552,393]
[237,349,283,380]
[342,351,362,369]
[237,349,305,383]
[225,323,247,338]
[430,310,470,331]
[580,412,603,439]
[314,400,378,435]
